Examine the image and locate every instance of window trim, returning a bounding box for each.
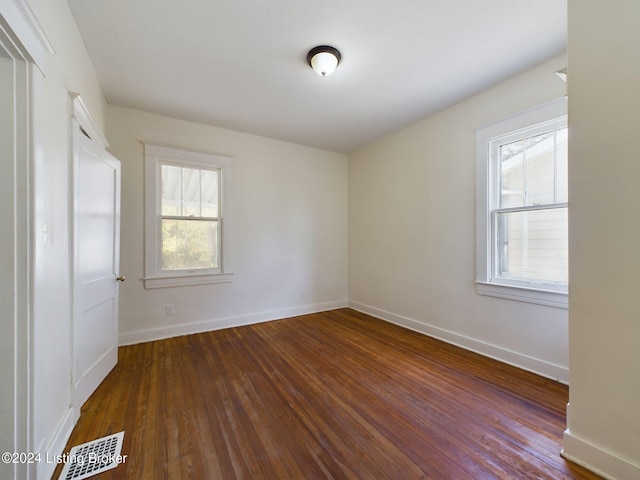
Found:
[475,98,568,308]
[144,144,233,289]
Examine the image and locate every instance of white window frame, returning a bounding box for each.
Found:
[144,144,233,289]
[475,98,568,308]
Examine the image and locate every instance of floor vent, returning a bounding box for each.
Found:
[58,431,124,480]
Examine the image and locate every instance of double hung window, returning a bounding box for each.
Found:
[161,162,220,271]
[476,99,568,307]
[144,144,233,289]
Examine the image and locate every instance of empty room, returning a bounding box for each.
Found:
[1,0,639,479]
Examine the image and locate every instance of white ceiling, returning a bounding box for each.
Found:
[67,0,566,154]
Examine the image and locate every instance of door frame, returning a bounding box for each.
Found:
[0,1,51,477]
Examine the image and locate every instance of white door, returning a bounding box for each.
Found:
[72,121,122,415]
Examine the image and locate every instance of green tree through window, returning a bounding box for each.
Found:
[160,163,220,271]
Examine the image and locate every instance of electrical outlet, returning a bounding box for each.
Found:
[165,304,175,315]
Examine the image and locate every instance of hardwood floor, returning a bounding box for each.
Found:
[53,308,601,479]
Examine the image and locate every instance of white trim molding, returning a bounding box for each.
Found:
[0,10,35,480]
[562,428,640,480]
[476,282,567,309]
[70,93,109,148]
[348,300,569,384]
[35,407,74,480]
[0,0,54,74]
[142,272,233,289]
[119,299,348,346]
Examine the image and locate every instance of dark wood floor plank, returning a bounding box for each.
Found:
[52,308,601,480]
[246,329,427,479]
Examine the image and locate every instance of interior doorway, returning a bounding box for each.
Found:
[0,19,33,480]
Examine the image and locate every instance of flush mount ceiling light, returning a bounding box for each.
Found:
[307,45,341,77]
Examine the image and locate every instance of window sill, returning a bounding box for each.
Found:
[475,281,567,309]
[144,272,233,289]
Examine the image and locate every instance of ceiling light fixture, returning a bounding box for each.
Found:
[307,45,341,77]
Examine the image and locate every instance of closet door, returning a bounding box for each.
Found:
[72,119,122,414]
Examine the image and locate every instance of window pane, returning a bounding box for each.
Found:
[500,127,568,208]
[161,164,220,218]
[556,127,568,203]
[525,131,555,205]
[500,139,524,207]
[496,207,568,284]
[161,165,182,215]
[182,167,201,217]
[161,219,219,270]
[200,169,219,217]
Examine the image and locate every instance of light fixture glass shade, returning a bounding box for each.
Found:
[311,51,338,76]
[307,46,341,77]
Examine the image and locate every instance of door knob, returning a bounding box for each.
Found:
[116,275,126,282]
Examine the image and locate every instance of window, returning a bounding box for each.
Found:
[476,99,567,308]
[144,144,233,289]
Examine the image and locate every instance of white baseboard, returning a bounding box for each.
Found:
[562,429,640,480]
[119,299,349,346]
[74,346,118,417]
[36,407,75,480]
[348,300,569,384]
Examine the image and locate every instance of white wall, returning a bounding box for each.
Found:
[562,1,640,478]
[348,55,570,382]
[107,106,348,344]
[24,0,107,478]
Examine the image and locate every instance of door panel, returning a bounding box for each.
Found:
[73,123,121,413]
[76,300,116,382]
